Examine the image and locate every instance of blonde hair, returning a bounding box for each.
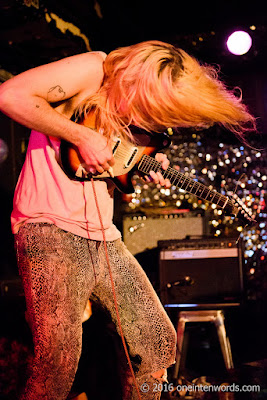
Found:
[77,40,256,142]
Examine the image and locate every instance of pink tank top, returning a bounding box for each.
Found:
[11,130,121,241]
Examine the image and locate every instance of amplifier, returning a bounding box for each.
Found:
[123,211,205,255]
[159,238,243,306]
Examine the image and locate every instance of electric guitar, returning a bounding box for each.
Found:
[60,119,255,224]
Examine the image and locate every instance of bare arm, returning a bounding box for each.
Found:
[0,52,114,172]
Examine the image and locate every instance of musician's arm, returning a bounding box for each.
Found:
[0,52,114,172]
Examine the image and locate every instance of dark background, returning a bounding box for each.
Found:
[0,0,267,74]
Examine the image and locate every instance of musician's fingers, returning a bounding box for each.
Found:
[107,155,115,167]
[155,153,169,170]
[93,158,114,174]
[88,167,96,174]
[156,171,168,186]
[95,165,105,174]
[101,161,113,171]
[165,179,171,188]
[149,171,159,183]
[149,171,165,185]
[155,153,166,162]
[149,171,171,187]
[144,175,153,182]
[158,172,166,186]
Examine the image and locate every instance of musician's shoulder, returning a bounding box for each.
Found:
[59,51,106,68]
[91,51,107,61]
[76,51,107,64]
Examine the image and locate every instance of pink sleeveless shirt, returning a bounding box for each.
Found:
[11,130,121,241]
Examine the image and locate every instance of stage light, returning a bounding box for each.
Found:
[226,31,252,55]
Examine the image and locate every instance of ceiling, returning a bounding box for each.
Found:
[0,0,266,76]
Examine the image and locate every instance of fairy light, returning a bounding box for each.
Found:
[125,129,266,301]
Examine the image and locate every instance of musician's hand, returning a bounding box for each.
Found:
[146,153,171,188]
[77,129,115,174]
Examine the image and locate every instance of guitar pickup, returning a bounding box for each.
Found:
[112,138,121,155]
[124,147,138,168]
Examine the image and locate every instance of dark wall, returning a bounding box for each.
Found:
[0,113,29,278]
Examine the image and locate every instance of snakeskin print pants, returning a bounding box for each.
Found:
[15,223,177,400]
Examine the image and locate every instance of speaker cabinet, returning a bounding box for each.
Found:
[123,211,205,255]
[159,238,243,306]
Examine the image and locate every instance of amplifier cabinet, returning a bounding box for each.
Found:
[123,212,205,255]
[159,238,243,306]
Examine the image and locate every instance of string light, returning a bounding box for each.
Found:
[124,129,266,300]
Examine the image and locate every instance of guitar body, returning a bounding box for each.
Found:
[60,113,171,193]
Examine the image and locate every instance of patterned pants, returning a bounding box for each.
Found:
[15,223,177,400]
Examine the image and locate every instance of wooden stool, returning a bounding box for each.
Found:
[173,309,234,379]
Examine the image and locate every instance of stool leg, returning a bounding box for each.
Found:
[226,336,234,368]
[173,318,186,380]
[215,315,234,370]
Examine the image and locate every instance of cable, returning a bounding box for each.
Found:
[82,182,97,285]
[90,177,142,400]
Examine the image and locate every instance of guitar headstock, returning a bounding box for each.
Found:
[228,193,256,225]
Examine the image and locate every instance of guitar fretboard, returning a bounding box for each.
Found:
[138,154,233,211]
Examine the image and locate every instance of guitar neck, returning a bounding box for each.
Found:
[138,154,234,212]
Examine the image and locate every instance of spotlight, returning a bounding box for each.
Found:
[226,30,252,55]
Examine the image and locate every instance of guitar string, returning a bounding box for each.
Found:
[140,155,220,200]
[94,147,237,212]
[140,155,222,199]
[139,155,233,208]
[106,144,252,222]
[113,152,251,221]
[111,149,233,209]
